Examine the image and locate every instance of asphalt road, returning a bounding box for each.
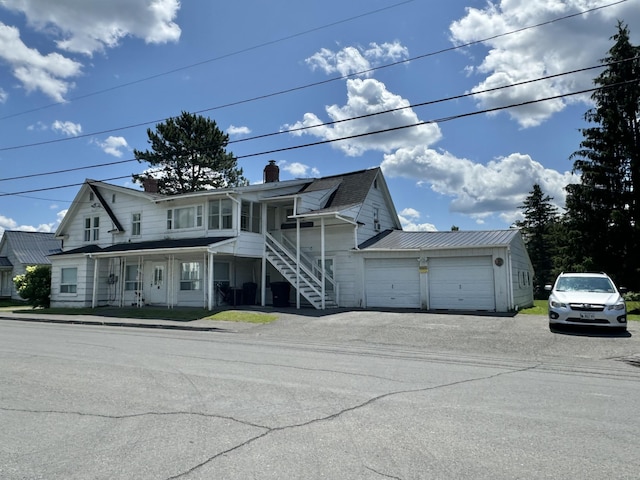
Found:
[1,312,640,479]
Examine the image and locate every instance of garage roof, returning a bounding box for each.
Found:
[359,229,521,250]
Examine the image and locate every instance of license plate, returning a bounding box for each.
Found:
[580,313,596,320]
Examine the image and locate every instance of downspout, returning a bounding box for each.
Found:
[90,254,98,308]
[225,193,240,234]
[321,217,326,309]
[261,202,267,307]
[296,216,300,309]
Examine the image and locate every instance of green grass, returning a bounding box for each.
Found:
[519,299,640,321]
[205,311,278,324]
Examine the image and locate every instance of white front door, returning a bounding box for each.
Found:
[147,263,166,305]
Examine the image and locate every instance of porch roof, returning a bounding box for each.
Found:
[54,237,234,257]
[0,256,12,268]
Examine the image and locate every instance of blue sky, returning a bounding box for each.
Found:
[0,0,639,236]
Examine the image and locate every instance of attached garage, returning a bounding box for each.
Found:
[365,258,420,308]
[428,256,495,310]
[358,230,534,313]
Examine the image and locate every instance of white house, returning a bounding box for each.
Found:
[49,163,533,312]
[0,231,62,300]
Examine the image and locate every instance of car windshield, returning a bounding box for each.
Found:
[555,276,615,293]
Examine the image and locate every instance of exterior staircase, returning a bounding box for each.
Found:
[265,233,338,309]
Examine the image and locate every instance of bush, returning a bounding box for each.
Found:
[623,291,640,302]
[13,265,51,308]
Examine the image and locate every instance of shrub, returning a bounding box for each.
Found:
[623,291,640,302]
[13,265,51,308]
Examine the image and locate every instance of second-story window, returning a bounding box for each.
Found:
[241,200,261,233]
[167,206,203,230]
[131,213,141,236]
[84,217,99,242]
[208,198,233,230]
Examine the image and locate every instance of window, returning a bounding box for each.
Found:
[208,198,233,230]
[131,213,141,236]
[373,207,380,231]
[241,200,261,233]
[112,194,116,203]
[180,262,201,290]
[84,217,99,242]
[60,267,77,293]
[124,265,142,291]
[167,206,203,230]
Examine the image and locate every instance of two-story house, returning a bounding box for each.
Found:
[50,163,534,312]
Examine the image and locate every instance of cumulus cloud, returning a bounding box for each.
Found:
[280,161,320,178]
[286,77,441,156]
[0,0,181,101]
[398,208,437,232]
[52,120,82,136]
[227,125,251,137]
[306,41,409,77]
[0,87,7,103]
[94,136,129,157]
[0,212,61,237]
[382,147,573,221]
[449,0,640,127]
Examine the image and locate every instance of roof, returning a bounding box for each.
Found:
[54,237,233,256]
[299,168,380,213]
[359,229,522,250]
[0,257,12,268]
[0,231,62,264]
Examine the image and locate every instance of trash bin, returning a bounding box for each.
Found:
[242,282,257,305]
[270,281,290,307]
[229,288,243,306]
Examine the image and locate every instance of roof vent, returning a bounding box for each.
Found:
[263,160,279,183]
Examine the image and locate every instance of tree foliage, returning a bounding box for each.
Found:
[563,22,640,288]
[133,112,248,194]
[514,184,558,296]
[13,265,51,308]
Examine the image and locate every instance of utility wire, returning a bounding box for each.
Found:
[0,0,628,153]
[0,79,633,199]
[0,0,419,122]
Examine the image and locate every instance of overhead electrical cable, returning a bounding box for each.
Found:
[0,0,628,152]
[0,79,634,199]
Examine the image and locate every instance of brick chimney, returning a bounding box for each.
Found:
[263,160,279,183]
[142,178,159,193]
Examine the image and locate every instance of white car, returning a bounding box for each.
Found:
[545,272,627,331]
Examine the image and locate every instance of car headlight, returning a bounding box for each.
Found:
[608,302,626,311]
[550,300,566,308]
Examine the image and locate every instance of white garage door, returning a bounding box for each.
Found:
[365,258,420,308]
[428,256,495,310]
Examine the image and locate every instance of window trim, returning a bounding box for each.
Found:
[167,205,203,230]
[131,212,141,236]
[60,267,77,294]
[180,262,202,291]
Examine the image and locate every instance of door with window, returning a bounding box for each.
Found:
[147,263,166,305]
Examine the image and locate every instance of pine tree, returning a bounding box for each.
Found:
[566,22,640,287]
[133,112,248,194]
[515,184,558,296]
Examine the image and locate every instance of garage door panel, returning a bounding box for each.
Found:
[429,256,495,310]
[365,258,420,308]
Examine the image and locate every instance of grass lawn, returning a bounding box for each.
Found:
[519,299,640,322]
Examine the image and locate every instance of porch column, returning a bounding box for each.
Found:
[261,202,267,307]
[321,217,325,310]
[296,217,301,309]
[207,252,213,310]
[91,256,99,308]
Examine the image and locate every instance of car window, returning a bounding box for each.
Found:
[555,277,614,293]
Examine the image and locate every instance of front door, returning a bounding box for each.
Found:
[147,263,166,305]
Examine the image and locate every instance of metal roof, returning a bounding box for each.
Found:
[0,257,12,268]
[359,229,521,250]
[1,231,62,264]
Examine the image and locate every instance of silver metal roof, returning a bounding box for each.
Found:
[1,231,62,265]
[360,229,521,250]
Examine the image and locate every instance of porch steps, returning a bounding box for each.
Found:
[265,234,338,310]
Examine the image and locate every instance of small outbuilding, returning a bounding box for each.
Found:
[356,229,534,312]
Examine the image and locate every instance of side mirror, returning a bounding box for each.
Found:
[544,284,552,291]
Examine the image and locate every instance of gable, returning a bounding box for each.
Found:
[0,231,62,265]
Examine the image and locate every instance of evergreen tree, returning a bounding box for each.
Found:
[566,22,640,287]
[133,112,248,194]
[515,184,558,296]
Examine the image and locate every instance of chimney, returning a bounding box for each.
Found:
[142,178,159,193]
[263,160,279,183]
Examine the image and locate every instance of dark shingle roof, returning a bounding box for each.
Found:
[299,168,379,213]
[359,229,520,250]
[55,237,233,256]
[2,231,62,264]
[0,257,12,268]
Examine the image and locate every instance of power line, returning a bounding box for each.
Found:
[0,79,634,199]
[0,0,628,153]
[0,0,418,122]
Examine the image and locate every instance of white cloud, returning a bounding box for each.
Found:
[306,41,409,77]
[286,77,440,156]
[382,147,574,222]
[0,212,61,238]
[228,125,251,137]
[0,87,7,103]
[280,161,320,178]
[0,0,181,101]
[52,120,82,136]
[94,136,129,157]
[398,208,437,231]
[27,121,48,131]
[449,0,640,127]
